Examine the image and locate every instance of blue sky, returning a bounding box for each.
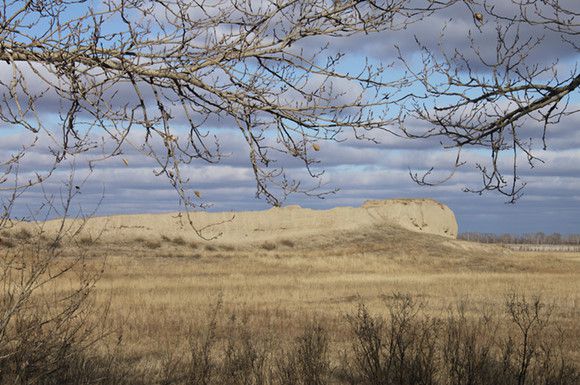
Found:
[0,1,578,234]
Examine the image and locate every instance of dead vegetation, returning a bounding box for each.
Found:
[261,241,277,251]
[1,281,577,384]
[0,223,578,384]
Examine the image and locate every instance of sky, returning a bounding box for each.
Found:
[1,1,579,235]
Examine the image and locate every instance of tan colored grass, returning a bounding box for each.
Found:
[5,218,578,369]
[19,223,572,364]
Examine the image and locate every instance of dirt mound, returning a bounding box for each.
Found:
[25,198,457,243]
[361,199,457,237]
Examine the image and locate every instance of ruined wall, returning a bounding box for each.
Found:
[36,198,458,242]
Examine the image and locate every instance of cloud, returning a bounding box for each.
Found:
[1,1,578,234]
[3,105,579,235]
[317,0,577,67]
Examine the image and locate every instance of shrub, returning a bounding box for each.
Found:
[275,321,331,385]
[78,235,96,245]
[261,242,277,251]
[144,240,162,249]
[159,252,202,259]
[0,224,121,385]
[0,237,15,248]
[172,236,187,246]
[220,316,268,385]
[12,227,32,240]
[280,239,295,248]
[344,293,579,385]
[220,244,236,252]
[183,297,222,385]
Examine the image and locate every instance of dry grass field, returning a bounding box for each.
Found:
[0,203,578,384]
[95,225,579,350]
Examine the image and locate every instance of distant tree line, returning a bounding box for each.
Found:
[458,232,580,245]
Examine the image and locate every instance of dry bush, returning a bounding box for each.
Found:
[261,242,277,251]
[0,179,127,385]
[0,237,15,249]
[144,240,162,249]
[205,244,217,252]
[12,228,32,240]
[172,236,187,246]
[345,294,440,385]
[442,302,509,385]
[0,229,124,384]
[182,298,222,385]
[0,294,124,385]
[158,252,203,260]
[279,239,295,248]
[274,321,331,385]
[159,235,188,247]
[150,293,578,385]
[219,315,269,385]
[344,294,579,385]
[158,302,331,385]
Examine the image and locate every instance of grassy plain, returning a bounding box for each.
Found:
[1,222,579,383]
[80,225,580,363]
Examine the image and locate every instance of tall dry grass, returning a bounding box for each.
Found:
[5,289,577,385]
[0,224,578,384]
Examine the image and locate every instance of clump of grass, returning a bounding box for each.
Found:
[78,235,96,245]
[280,239,295,248]
[219,244,236,252]
[261,241,277,251]
[205,244,217,251]
[144,240,161,249]
[172,236,187,246]
[276,321,331,385]
[13,227,32,240]
[0,237,15,248]
[210,253,229,259]
[161,234,187,246]
[159,252,202,259]
[134,235,162,249]
[190,242,199,249]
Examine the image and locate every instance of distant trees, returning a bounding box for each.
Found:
[459,232,580,245]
